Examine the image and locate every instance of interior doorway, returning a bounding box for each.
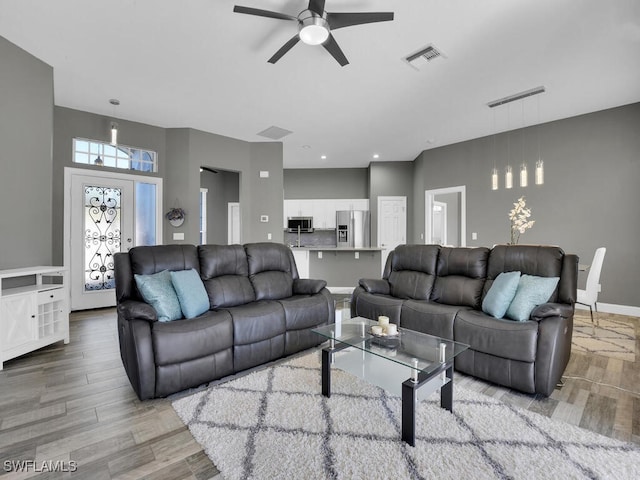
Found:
[425,186,466,247]
[200,168,240,245]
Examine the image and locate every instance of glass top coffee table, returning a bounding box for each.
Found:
[312,316,469,446]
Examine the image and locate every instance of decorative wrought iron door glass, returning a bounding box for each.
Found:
[84,186,121,291]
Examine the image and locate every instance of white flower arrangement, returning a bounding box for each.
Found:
[508,196,535,245]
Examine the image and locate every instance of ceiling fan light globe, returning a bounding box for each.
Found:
[299,16,329,45]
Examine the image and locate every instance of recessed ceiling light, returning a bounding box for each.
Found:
[373,154,380,159]
[321,155,327,160]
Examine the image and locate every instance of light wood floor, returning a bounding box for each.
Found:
[0,308,637,479]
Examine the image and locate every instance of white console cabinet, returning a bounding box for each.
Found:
[0,266,69,370]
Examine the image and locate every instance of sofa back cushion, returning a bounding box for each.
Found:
[486,245,564,303]
[431,247,489,308]
[198,244,255,308]
[246,243,296,300]
[130,244,200,275]
[387,245,439,300]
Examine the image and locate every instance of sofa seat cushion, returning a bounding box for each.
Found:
[225,301,286,346]
[454,309,538,363]
[401,301,468,340]
[151,310,233,366]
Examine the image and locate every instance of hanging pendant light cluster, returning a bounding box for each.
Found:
[487,86,545,190]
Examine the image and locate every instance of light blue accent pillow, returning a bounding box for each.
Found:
[134,270,182,322]
[170,269,210,319]
[482,271,521,318]
[505,274,560,322]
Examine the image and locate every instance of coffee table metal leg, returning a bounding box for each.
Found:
[322,347,331,397]
[441,365,453,412]
[401,380,417,446]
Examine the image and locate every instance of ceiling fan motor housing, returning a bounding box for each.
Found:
[298,10,330,45]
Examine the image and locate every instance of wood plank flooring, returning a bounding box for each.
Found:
[0,308,637,478]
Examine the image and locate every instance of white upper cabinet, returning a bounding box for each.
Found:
[283,199,369,230]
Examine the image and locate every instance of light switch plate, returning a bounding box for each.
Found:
[355,252,359,259]
[259,171,269,178]
[267,233,272,240]
[472,232,478,240]
[173,232,184,240]
[318,251,323,259]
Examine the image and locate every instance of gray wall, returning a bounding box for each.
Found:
[176,129,283,245]
[284,168,368,199]
[0,36,54,268]
[200,169,240,245]
[412,103,640,307]
[52,107,166,263]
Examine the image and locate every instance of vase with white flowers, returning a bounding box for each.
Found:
[508,197,535,244]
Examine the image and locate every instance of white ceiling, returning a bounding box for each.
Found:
[1,0,639,168]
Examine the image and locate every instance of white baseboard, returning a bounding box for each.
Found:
[575,302,640,317]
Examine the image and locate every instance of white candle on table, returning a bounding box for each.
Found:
[378,316,389,327]
[386,323,397,336]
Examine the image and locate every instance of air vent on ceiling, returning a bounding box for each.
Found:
[256,125,293,140]
[403,44,446,71]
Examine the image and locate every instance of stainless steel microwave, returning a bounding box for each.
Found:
[287,217,314,233]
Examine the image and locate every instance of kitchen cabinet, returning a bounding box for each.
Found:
[284,199,370,230]
[0,266,69,370]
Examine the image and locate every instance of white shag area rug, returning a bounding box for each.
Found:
[172,352,640,480]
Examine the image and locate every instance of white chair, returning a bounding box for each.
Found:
[576,247,606,324]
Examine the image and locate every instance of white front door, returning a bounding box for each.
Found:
[378,196,407,274]
[69,174,135,310]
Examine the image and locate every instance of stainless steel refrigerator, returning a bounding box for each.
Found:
[336,210,370,248]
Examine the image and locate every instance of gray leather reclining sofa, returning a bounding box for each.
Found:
[115,242,334,399]
[351,244,578,396]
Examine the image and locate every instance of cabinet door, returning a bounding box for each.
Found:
[1,294,37,349]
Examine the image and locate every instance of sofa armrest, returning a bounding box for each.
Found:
[117,299,158,322]
[359,278,390,295]
[530,302,573,321]
[293,278,327,295]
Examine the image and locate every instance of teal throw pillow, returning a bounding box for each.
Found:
[482,271,521,319]
[170,269,210,319]
[505,274,560,322]
[134,270,182,322]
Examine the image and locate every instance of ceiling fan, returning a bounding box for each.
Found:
[233,0,394,66]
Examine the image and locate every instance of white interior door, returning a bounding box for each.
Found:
[378,196,406,274]
[69,174,134,310]
[228,202,240,244]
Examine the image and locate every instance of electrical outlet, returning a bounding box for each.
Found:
[267,233,272,240]
[355,252,359,259]
[318,251,323,259]
[472,232,478,240]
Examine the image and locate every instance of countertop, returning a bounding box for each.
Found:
[288,246,383,252]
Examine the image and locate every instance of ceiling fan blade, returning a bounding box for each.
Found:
[323,34,349,67]
[308,0,326,16]
[233,5,297,22]
[268,35,301,64]
[326,12,394,30]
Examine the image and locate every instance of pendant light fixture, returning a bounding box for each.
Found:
[487,86,546,190]
[491,109,499,190]
[535,95,544,185]
[505,104,513,189]
[519,99,528,187]
[109,99,120,145]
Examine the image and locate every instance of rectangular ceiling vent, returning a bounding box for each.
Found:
[403,44,445,71]
[257,125,293,140]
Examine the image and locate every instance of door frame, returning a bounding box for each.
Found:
[63,167,163,308]
[424,186,466,247]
